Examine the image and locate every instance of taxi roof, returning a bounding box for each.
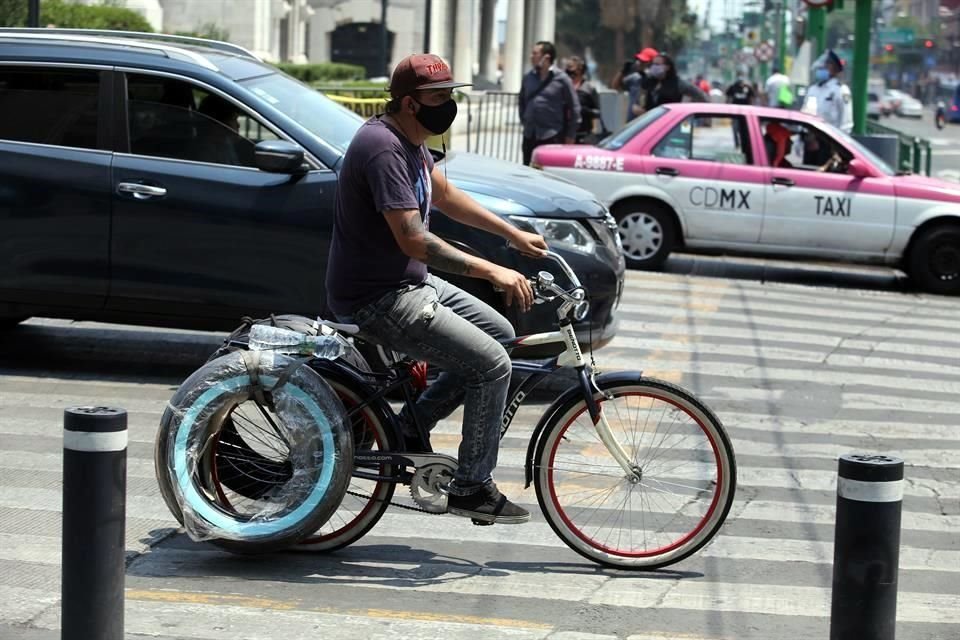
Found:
[661,102,822,125]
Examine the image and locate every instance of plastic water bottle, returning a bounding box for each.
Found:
[247,324,345,360]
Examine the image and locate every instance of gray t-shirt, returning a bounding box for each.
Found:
[325,116,435,316]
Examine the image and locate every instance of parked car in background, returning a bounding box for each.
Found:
[941,82,960,125]
[896,94,924,118]
[867,92,882,120]
[0,29,625,351]
[532,102,960,294]
[884,90,904,114]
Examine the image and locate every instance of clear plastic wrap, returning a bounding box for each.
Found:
[156,349,353,549]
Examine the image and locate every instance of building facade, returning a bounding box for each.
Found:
[69,0,551,90]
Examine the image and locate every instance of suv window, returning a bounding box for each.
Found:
[653,115,751,164]
[0,67,100,150]
[126,74,278,167]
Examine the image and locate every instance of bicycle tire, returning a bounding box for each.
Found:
[295,364,397,552]
[533,376,736,570]
[154,350,353,554]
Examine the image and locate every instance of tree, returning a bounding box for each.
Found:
[600,0,640,76]
[175,23,231,42]
[0,0,27,26]
[2,0,154,31]
[557,0,697,83]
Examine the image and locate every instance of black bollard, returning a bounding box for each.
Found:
[830,453,904,640]
[61,406,127,640]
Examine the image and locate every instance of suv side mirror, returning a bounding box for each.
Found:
[255,140,308,175]
[848,158,873,178]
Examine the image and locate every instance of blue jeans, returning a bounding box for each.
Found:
[344,275,514,496]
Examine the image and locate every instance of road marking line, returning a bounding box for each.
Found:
[125,589,553,630]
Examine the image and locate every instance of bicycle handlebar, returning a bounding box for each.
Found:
[529,251,590,322]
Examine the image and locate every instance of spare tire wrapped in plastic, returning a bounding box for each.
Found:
[154,348,353,554]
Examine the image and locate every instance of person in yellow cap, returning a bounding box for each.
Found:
[802,49,853,133]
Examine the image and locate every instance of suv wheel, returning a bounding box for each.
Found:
[612,200,675,270]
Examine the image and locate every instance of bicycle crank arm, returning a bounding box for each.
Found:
[354,450,458,473]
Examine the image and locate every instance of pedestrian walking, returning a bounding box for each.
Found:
[518,41,580,166]
[640,53,707,109]
[802,49,853,133]
[726,67,756,105]
[764,65,792,107]
[611,47,658,122]
[565,56,603,144]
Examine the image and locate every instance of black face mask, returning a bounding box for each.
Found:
[412,98,457,134]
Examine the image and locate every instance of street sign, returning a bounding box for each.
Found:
[745,29,760,45]
[877,27,914,45]
[755,41,774,62]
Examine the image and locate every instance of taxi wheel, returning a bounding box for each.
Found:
[907,224,960,295]
[612,200,676,270]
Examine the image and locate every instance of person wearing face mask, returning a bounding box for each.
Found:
[565,56,603,143]
[640,53,707,110]
[326,53,549,524]
[518,40,580,165]
[801,50,853,133]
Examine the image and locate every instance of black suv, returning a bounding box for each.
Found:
[0,29,624,350]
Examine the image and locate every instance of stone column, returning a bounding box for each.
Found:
[502,0,525,92]
[453,0,475,84]
[533,0,555,45]
[523,0,536,63]
[429,0,450,59]
[478,0,498,85]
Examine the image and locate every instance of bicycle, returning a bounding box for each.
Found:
[155,252,736,569]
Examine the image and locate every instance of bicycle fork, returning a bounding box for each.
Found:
[575,364,641,484]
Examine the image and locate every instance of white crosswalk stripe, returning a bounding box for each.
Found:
[1,270,957,639]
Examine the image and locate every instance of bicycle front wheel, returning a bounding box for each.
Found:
[534,376,736,570]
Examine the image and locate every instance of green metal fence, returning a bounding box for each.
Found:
[865,120,933,176]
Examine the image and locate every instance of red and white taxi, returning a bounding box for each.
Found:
[531,103,960,294]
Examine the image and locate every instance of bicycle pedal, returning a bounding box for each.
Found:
[471,518,494,527]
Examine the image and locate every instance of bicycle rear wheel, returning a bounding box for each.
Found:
[296,367,397,552]
[533,376,736,570]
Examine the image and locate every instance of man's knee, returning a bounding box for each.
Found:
[485,343,512,382]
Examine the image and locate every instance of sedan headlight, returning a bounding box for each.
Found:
[508,215,596,254]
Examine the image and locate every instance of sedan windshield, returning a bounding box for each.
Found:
[241,72,364,153]
[597,106,667,151]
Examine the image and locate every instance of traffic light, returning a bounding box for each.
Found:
[884,44,894,53]
[924,39,934,48]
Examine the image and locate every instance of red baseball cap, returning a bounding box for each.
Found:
[388,54,471,98]
[635,47,659,63]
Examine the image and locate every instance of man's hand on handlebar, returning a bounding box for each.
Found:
[509,231,549,258]
[488,265,535,312]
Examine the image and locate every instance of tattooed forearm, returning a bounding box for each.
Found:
[400,214,425,237]
[423,234,475,275]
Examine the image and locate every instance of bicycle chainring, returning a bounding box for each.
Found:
[409,461,457,513]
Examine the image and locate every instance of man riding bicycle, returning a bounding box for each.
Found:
[325,53,548,524]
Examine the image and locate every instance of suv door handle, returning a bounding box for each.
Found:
[655,167,680,177]
[117,182,167,200]
[771,176,795,187]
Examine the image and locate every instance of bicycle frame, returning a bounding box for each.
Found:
[323,251,638,486]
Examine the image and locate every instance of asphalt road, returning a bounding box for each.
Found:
[876,111,960,183]
[1,257,958,640]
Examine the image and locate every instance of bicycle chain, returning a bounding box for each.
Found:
[344,488,437,514]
